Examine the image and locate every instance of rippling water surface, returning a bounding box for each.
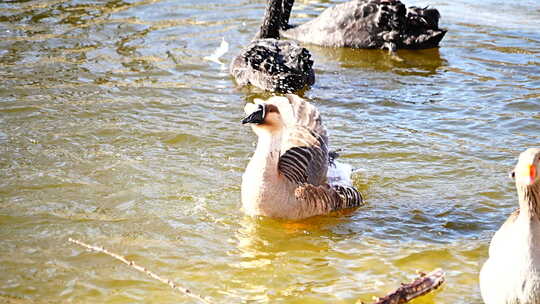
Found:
[1,0,539,303]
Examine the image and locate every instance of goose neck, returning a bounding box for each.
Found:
[253,131,281,162]
[281,0,294,29]
[517,183,540,220]
[258,0,283,39]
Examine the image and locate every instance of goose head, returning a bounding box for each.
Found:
[511,148,540,187]
[242,101,282,134]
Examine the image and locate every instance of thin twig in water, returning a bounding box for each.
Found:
[68,238,212,304]
[368,268,445,304]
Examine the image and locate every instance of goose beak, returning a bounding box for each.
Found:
[242,104,265,124]
[529,164,537,185]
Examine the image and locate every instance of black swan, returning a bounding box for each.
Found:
[230,0,315,93]
[281,0,447,52]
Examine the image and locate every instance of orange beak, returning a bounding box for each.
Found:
[530,164,537,184]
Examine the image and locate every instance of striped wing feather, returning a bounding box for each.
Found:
[295,184,364,215]
[275,95,328,185]
[278,129,328,185]
[332,184,364,209]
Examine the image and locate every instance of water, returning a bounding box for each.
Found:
[0,0,539,303]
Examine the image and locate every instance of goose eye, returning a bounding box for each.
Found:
[510,171,515,179]
[258,104,266,118]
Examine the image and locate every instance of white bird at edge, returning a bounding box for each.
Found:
[204,38,229,64]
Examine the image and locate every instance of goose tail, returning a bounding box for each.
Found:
[402,6,447,49]
[294,183,364,216]
[332,184,364,209]
[403,30,446,49]
[407,6,441,29]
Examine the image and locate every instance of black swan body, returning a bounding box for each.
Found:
[281,0,447,52]
[230,0,315,93]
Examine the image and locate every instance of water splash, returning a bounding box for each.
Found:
[327,160,354,186]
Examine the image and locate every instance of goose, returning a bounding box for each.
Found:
[280,0,447,53]
[230,0,315,93]
[480,148,540,304]
[241,95,364,220]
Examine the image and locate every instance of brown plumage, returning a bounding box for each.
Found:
[480,148,540,304]
[241,95,364,220]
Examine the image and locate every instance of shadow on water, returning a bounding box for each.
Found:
[309,45,447,76]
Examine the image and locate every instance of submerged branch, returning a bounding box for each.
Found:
[368,269,445,304]
[68,238,212,304]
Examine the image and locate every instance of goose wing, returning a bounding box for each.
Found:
[263,95,364,214]
[282,0,445,49]
[269,95,328,185]
[278,126,328,185]
[282,0,407,48]
[294,184,364,215]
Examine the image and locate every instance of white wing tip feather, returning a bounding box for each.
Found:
[204,37,229,64]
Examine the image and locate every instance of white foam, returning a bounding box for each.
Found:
[327,160,353,186]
